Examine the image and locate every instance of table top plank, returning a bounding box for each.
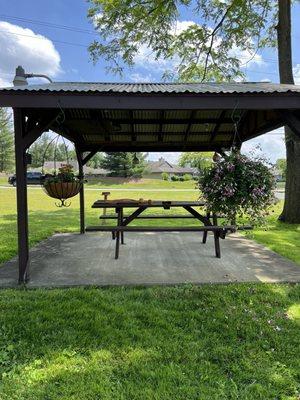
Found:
[92,200,205,209]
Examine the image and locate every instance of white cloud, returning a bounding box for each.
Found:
[260,78,271,83]
[293,64,300,84]
[0,21,62,87]
[243,128,285,163]
[147,152,181,164]
[231,47,265,67]
[171,20,196,35]
[134,44,177,74]
[129,72,155,83]
[133,20,265,78]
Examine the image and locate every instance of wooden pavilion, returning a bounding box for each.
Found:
[0,67,300,283]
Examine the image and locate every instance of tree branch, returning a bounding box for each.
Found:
[201,1,236,82]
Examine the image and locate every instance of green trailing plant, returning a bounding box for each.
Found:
[199,152,276,225]
[44,164,83,184]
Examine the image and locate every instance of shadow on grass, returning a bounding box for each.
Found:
[0,284,299,399]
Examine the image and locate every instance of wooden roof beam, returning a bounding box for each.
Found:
[158,110,164,142]
[184,110,197,142]
[210,110,226,143]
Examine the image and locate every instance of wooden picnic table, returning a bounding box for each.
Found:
[87,199,235,259]
[91,200,210,239]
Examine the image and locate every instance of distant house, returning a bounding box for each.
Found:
[271,168,284,182]
[145,157,198,179]
[43,161,110,176]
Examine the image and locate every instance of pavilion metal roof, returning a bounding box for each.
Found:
[1,81,300,152]
[2,81,300,94]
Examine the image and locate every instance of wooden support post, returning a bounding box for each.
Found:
[76,148,85,234]
[14,109,29,283]
[279,110,300,139]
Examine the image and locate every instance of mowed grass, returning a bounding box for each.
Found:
[1,182,300,399]
[0,284,300,399]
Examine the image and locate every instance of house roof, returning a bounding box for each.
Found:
[147,158,196,174]
[43,161,109,175]
[1,81,300,152]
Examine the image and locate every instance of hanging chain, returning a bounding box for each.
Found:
[230,100,243,151]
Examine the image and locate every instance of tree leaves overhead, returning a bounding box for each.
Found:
[88,0,277,81]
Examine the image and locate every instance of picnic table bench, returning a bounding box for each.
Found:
[86,200,236,259]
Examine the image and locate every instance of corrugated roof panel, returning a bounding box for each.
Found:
[215,134,233,141]
[163,124,187,133]
[190,123,214,133]
[137,134,157,142]
[3,82,300,94]
[101,110,129,119]
[133,110,160,119]
[164,134,184,143]
[111,134,131,142]
[164,110,191,119]
[134,123,159,133]
[188,134,211,142]
[219,123,234,132]
[195,110,223,119]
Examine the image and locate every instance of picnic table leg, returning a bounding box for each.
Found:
[202,212,210,244]
[120,208,125,244]
[115,230,120,259]
[213,231,221,258]
[114,208,122,257]
[212,214,221,258]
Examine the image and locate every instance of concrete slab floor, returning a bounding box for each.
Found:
[0,232,300,287]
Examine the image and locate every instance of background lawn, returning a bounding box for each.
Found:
[0,284,299,399]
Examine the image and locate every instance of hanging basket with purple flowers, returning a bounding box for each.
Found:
[199,152,276,225]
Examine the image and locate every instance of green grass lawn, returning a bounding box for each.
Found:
[1,182,300,399]
[0,284,300,399]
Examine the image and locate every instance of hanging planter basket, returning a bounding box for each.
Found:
[199,151,276,226]
[42,164,84,207]
[43,180,83,207]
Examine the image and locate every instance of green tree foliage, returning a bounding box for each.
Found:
[0,109,14,172]
[100,152,147,177]
[179,152,213,172]
[86,152,105,169]
[88,0,276,81]
[130,152,148,177]
[29,134,74,168]
[276,158,287,180]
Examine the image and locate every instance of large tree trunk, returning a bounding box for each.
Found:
[277,0,300,223]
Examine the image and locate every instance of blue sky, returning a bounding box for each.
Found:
[0,0,300,163]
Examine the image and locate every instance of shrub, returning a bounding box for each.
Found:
[161,172,169,181]
[199,152,276,225]
[183,174,192,181]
